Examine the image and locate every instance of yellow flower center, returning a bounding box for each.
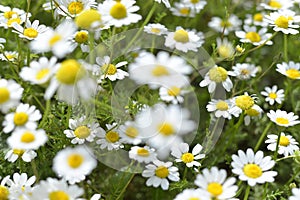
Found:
[268,0,282,8]
[20,131,35,143]
[275,117,289,125]
[221,20,232,27]
[279,135,290,146]
[269,92,277,99]
[188,198,200,200]
[106,131,120,143]
[235,95,254,110]
[0,186,9,200]
[208,67,228,83]
[216,101,229,111]
[190,0,200,3]
[74,125,90,139]
[179,8,190,15]
[167,86,181,96]
[150,28,161,34]
[137,148,150,157]
[5,54,16,60]
[110,2,127,19]
[23,28,38,38]
[253,13,263,22]
[13,149,25,156]
[181,152,194,163]
[4,11,18,19]
[152,65,169,77]
[173,29,189,43]
[157,123,175,136]
[275,16,289,29]
[207,182,223,196]
[67,154,84,168]
[286,69,300,79]
[49,34,62,46]
[36,69,50,81]
[245,32,261,43]
[75,31,89,43]
[49,191,70,200]
[155,166,169,178]
[56,59,85,84]
[125,126,139,138]
[75,9,101,29]
[218,45,233,58]
[243,164,262,178]
[7,17,21,26]
[241,69,250,75]
[68,1,84,15]
[13,112,29,126]
[0,87,10,104]
[102,64,117,75]
[245,108,260,116]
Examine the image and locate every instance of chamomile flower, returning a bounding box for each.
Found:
[0,175,10,200]
[235,25,273,46]
[260,0,294,11]
[199,65,233,93]
[0,6,29,28]
[159,79,189,104]
[230,93,257,116]
[118,121,142,145]
[52,146,97,184]
[71,30,90,52]
[195,167,238,199]
[75,9,103,30]
[2,103,42,133]
[154,0,171,8]
[7,173,36,200]
[206,99,234,119]
[144,23,168,36]
[0,79,23,113]
[208,15,242,35]
[95,56,129,81]
[265,132,299,157]
[174,188,210,200]
[12,20,48,40]
[170,3,196,17]
[129,146,157,163]
[98,0,142,27]
[231,148,277,186]
[96,123,124,150]
[244,13,269,27]
[44,59,97,105]
[276,61,300,79]
[7,128,48,150]
[244,104,263,126]
[182,0,207,12]
[267,110,300,127]
[165,26,204,52]
[30,20,77,58]
[0,51,18,62]
[228,63,259,80]
[289,188,300,200]
[171,143,205,168]
[19,56,57,85]
[142,160,180,190]
[261,85,284,105]
[216,37,235,59]
[55,0,97,18]
[5,148,37,163]
[64,116,105,144]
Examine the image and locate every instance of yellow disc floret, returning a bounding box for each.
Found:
[245,32,261,43]
[167,86,181,96]
[208,67,228,83]
[286,69,300,79]
[74,126,91,139]
[75,9,101,29]
[56,59,85,84]
[13,112,29,126]
[68,1,84,15]
[152,65,169,77]
[279,135,290,146]
[155,166,169,178]
[158,123,175,136]
[20,131,35,143]
[68,154,84,168]
[23,28,38,38]
[106,131,120,143]
[275,16,289,29]
[0,88,10,104]
[75,31,89,43]
[110,2,127,19]
[207,182,223,196]
[243,164,262,178]
[235,95,254,110]
[216,101,229,111]
[173,29,189,43]
[49,191,70,200]
[102,64,117,75]
[181,153,194,163]
[137,148,150,157]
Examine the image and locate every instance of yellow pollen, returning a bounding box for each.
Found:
[56,59,85,84]
[243,164,262,178]
[276,117,289,125]
[137,148,150,157]
[0,186,9,200]
[241,69,250,75]
[207,182,223,196]
[102,64,117,75]
[110,2,127,19]
[74,125,90,139]
[245,108,260,116]
[13,149,25,156]
[152,65,169,77]
[0,87,10,104]
[5,54,15,60]
[67,154,84,168]
[75,9,101,29]
[4,11,18,19]
[269,92,277,99]
[275,16,289,29]
[216,101,229,111]
[36,69,50,80]
[7,17,21,26]
[218,45,233,58]
[181,152,194,163]
[245,32,261,43]
[106,131,120,143]
[253,13,263,22]
[13,112,29,126]
[268,0,282,8]
[158,123,175,136]
[150,28,161,34]
[20,132,35,143]
[279,135,290,146]
[190,0,200,3]
[188,198,200,200]
[68,1,84,15]
[23,28,38,38]
[208,67,228,83]
[155,166,169,178]
[286,69,300,79]
[235,95,254,110]
[167,86,181,96]
[49,34,62,46]
[49,191,70,200]
[75,31,88,43]
[179,8,190,15]
[125,126,139,138]
[173,29,189,43]
[221,20,232,28]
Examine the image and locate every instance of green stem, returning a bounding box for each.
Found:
[273,131,282,160]
[254,121,272,151]
[283,34,288,62]
[243,185,251,200]
[276,155,295,162]
[39,100,51,128]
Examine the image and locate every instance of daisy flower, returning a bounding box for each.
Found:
[5,148,37,163]
[206,99,234,119]
[0,176,10,200]
[267,109,300,127]
[289,188,300,200]
[174,188,210,200]
[208,15,242,35]
[70,30,90,52]
[52,146,97,184]
[244,13,269,27]
[12,19,48,40]
[19,56,57,85]
[0,6,29,28]
[7,173,36,200]
[159,79,189,104]
[230,93,256,116]
[195,167,238,199]
[144,23,168,36]
[228,63,259,80]
[55,0,97,18]
[171,143,205,168]
[261,85,284,105]
[30,20,77,58]
[164,26,204,52]
[276,61,300,79]
[260,0,294,11]
[142,160,180,190]
[231,148,277,186]
[216,37,235,59]
[118,121,142,145]
[0,79,23,113]
[235,25,273,46]
[44,59,97,105]
[244,104,263,126]
[265,132,299,157]
[98,0,142,27]
[154,0,171,8]
[96,123,124,151]
[170,3,196,17]
[7,128,48,150]
[75,9,103,30]
[199,65,233,93]
[64,116,105,144]
[0,51,18,62]
[182,0,207,12]
[129,145,157,163]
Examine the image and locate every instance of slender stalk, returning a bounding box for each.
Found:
[254,121,272,151]
[273,131,282,160]
[39,100,51,128]
[283,34,288,62]
[243,185,251,200]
